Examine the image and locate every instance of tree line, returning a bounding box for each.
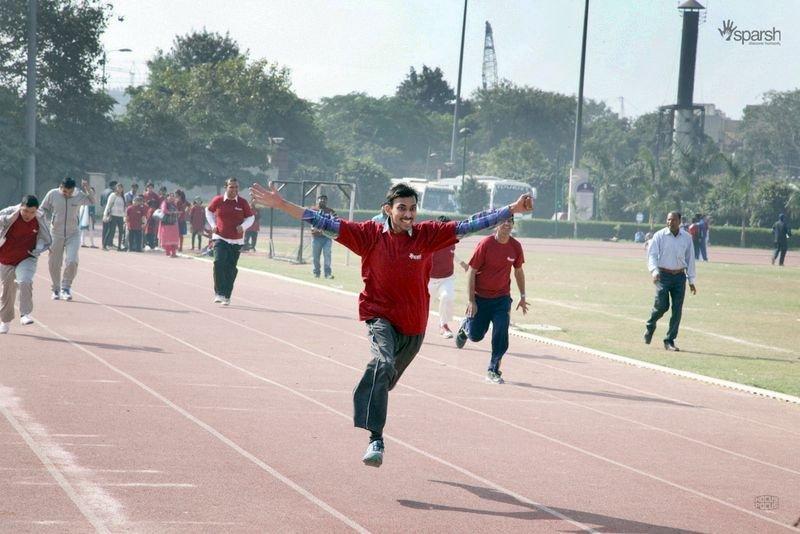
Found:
[2,0,798,229]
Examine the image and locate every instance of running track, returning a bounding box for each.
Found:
[1,248,799,533]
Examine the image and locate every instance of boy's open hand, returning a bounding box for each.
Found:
[250,182,283,209]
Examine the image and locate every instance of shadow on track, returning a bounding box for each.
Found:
[399,480,704,533]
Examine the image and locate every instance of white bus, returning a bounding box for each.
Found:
[437,175,536,216]
[390,178,459,214]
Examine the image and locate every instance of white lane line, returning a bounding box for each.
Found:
[78,269,793,531]
[14,482,195,488]
[71,274,596,534]
[0,386,121,533]
[28,304,370,534]
[116,263,800,471]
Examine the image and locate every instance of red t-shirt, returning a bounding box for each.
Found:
[176,199,189,222]
[189,205,206,232]
[469,235,524,298]
[0,216,39,266]
[336,219,458,335]
[206,195,253,240]
[430,246,455,279]
[125,205,147,230]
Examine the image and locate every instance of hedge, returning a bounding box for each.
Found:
[260,208,779,250]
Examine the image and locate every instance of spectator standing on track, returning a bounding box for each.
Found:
[695,213,708,261]
[688,216,701,259]
[310,194,337,278]
[99,180,117,251]
[250,181,533,468]
[454,215,529,384]
[243,200,261,252]
[102,183,127,251]
[125,195,147,252]
[772,213,791,266]
[124,183,139,206]
[643,211,697,352]
[79,203,96,248]
[175,189,189,253]
[206,178,254,305]
[428,216,468,339]
[0,195,52,334]
[40,177,95,301]
[142,183,160,250]
[189,197,206,251]
[158,192,181,257]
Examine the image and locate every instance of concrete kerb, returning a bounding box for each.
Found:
[184,254,800,406]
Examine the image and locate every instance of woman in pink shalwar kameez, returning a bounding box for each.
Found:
[158,192,180,257]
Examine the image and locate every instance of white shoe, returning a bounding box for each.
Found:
[213,295,224,303]
[59,288,72,301]
[362,440,384,467]
[20,315,34,325]
[440,326,454,339]
[0,322,8,334]
[51,291,60,300]
[222,298,230,306]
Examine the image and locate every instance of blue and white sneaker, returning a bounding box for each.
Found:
[455,319,468,349]
[486,370,504,384]
[59,288,72,301]
[362,440,384,467]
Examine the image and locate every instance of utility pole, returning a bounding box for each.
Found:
[23,0,37,195]
[568,0,590,225]
[449,0,468,165]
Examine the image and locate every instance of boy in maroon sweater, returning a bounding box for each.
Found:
[125,196,147,252]
[251,181,532,467]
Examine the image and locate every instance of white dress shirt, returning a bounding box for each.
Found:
[647,227,696,284]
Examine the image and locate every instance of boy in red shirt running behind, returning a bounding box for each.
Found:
[250,181,532,467]
[455,215,529,384]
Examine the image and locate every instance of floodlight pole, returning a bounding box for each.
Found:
[23,0,37,195]
[449,0,468,164]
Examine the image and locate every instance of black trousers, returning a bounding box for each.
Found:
[213,240,242,298]
[352,318,424,435]
[645,271,686,342]
[773,243,788,266]
[104,216,125,249]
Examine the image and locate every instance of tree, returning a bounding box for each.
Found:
[156,29,241,71]
[316,93,448,177]
[740,90,800,178]
[751,179,795,227]
[118,32,326,186]
[337,157,391,210]
[627,148,673,228]
[716,153,756,246]
[395,65,455,115]
[457,176,489,214]
[0,0,115,197]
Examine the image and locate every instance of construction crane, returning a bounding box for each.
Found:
[482,21,498,89]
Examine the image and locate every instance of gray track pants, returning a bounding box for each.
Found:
[1,257,37,322]
[353,318,424,435]
[49,231,81,292]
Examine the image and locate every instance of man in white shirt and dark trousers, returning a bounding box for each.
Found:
[644,211,697,351]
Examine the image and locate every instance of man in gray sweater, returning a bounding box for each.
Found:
[40,177,95,301]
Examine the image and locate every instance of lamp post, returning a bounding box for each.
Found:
[449,0,469,164]
[23,0,37,195]
[102,48,132,90]
[459,127,472,179]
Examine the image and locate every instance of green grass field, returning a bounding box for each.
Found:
[236,235,800,397]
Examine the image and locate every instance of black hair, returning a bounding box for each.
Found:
[109,180,118,188]
[385,183,419,206]
[61,177,76,189]
[21,194,39,208]
[131,183,139,189]
[437,215,451,223]
[224,177,238,186]
[318,194,328,200]
[669,211,682,220]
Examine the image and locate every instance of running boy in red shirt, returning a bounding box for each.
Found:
[455,215,529,384]
[250,181,533,467]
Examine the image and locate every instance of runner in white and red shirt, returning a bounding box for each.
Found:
[428,216,468,339]
[250,181,533,468]
[205,177,254,306]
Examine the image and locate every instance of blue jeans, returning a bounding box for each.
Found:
[645,271,686,342]
[463,295,512,372]
[312,235,332,277]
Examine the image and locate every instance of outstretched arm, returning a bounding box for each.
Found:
[251,182,340,238]
[454,194,533,237]
[514,267,529,314]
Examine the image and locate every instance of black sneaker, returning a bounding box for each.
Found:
[362,439,384,467]
[664,340,680,352]
[455,328,468,349]
[643,329,654,344]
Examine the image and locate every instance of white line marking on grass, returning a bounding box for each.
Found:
[27,309,371,534]
[533,297,796,355]
[78,269,796,530]
[74,271,596,533]
[0,385,123,533]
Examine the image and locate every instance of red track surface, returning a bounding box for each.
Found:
[1,248,799,533]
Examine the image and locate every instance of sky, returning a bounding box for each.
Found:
[101,0,798,120]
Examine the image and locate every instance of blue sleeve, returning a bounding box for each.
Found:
[454,206,513,237]
[302,209,341,238]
